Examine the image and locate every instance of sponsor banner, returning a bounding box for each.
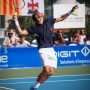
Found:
[0,46,90,69]
[0,0,44,16]
[0,47,42,68]
[54,46,90,66]
[53,4,85,28]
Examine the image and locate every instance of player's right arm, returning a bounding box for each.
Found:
[55,5,78,22]
[13,14,28,35]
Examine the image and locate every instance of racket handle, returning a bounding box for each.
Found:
[15,12,17,16]
[13,12,18,19]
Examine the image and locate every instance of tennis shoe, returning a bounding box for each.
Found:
[30,86,37,90]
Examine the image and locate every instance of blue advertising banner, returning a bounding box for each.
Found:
[54,46,90,66]
[0,47,42,68]
[0,46,90,69]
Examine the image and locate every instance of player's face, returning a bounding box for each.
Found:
[35,12,44,24]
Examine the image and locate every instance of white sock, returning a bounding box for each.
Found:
[33,82,41,88]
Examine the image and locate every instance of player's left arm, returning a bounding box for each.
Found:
[55,5,78,22]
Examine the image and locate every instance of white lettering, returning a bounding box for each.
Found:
[60,51,68,57]
[60,60,75,64]
[59,60,90,65]
[0,55,8,63]
[55,50,80,58]
[71,51,80,57]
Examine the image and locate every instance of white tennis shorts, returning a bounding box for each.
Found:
[39,47,57,68]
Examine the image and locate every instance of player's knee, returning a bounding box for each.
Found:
[43,67,49,75]
[45,69,54,76]
[48,70,54,76]
[43,69,50,76]
[49,67,54,76]
[43,66,54,76]
[44,71,53,76]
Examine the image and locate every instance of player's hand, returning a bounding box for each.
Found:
[71,5,78,12]
[13,12,18,20]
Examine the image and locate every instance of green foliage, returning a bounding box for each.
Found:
[76,0,90,7]
[18,16,34,28]
[45,0,57,7]
[86,16,90,34]
[76,0,85,3]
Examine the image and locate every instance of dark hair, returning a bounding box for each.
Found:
[7,27,13,30]
[32,13,37,22]
[32,10,38,22]
[8,19,16,30]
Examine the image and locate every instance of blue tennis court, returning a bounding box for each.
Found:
[0,74,90,90]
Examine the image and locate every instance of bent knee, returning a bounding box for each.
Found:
[43,70,53,76]
[49,71,54,76]
[43,66,54,76]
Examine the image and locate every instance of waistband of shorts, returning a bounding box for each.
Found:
[38,44,53,49]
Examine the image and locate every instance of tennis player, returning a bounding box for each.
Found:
[14,5,78,90]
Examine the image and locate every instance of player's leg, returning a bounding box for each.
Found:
[37,65,54,83]
[30,65,54,90]
[30,48,57,90]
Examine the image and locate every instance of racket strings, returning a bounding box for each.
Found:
[13,0,25,10]
[5,0,25,10]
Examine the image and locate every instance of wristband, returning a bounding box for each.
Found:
[67,11,72,15]
[15,20,19,26]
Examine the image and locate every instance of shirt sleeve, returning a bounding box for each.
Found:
[47,17,56,26]
[26,25,35,35]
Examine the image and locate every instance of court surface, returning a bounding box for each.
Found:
[0,66,90,90]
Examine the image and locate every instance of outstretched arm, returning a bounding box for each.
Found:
[55,5,78,22]
[13,13,28,35]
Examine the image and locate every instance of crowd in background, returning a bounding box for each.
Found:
[53,28,90,46]
[1,18,90,48]
[2,27,90,48]
[2,27,31,48]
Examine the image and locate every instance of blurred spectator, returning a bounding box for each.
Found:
[85,34,90,45]
[73,31,80,43]
[8,19,16,30]
[78,29,86,45]
[31,39,38,47]
[16,35,30,47]
[3,28,19,47]
[53,29,66,46]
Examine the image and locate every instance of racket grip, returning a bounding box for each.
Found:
[13,12,17,19]
[14,12,19,26]
[15,12,17,15]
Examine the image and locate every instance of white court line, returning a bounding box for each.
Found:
[0,86,15,90]
[0,74,90,80]
[52,74,90,78]
[46,79,90,83]
[0,79,90,85]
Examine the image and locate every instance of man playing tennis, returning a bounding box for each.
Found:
[14,5,78,90]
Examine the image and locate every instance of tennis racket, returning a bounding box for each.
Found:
[13,0,25,10]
